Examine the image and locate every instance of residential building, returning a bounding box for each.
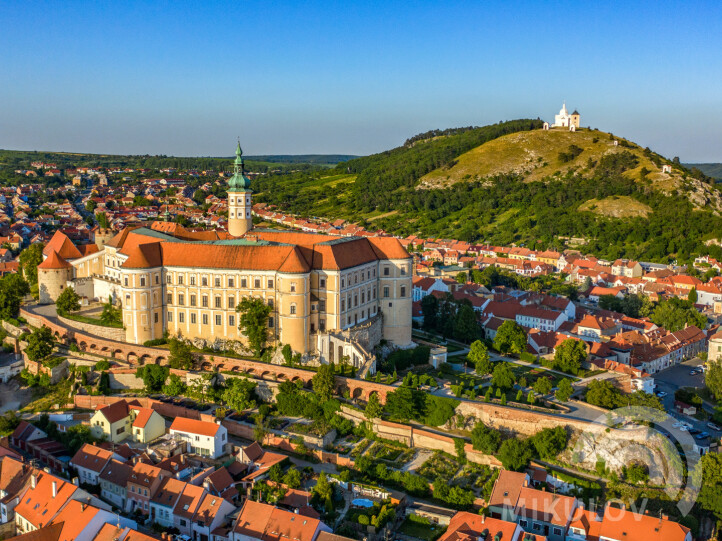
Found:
[169,418,228,459]
[127,462,166,515]
[98,459,132,510]
[69,444,115,486]
[231,500,331,541]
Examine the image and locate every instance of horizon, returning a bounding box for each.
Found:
[2,1,721,161]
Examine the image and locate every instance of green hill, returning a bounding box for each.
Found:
[685,163,722,180]
[254,120,722,263]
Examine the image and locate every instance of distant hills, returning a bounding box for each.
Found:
[253,120,722,263]
[245,155,358,165]
[685,163,722,180]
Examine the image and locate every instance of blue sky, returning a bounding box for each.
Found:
[1,0,721,160]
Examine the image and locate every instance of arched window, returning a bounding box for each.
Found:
[290,303,297,315]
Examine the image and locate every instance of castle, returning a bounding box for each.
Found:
[37,143,413,368]
[543,103,580,131]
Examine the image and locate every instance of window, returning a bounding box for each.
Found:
[290,283,296,292]
[202,314,208,325]
[268,279,274,288]
[179,313,185,323]
[241,278,247,288]
[229,315,235,326]
[116,426,125,435]
[401,266,407,275]
[155,275,159,284]
[290,304,297,315]
[190,276,196,286]
[383,266,390,276]
[361,292,365,303]
[354,295,358,307]
[178,275,184,285]
[154,312,158,323]
[320,278,326,288]
[228,278,234,287]
[190,313,197,324]
[215,277,221,287]
[228,295,235,308]
[166,274,172,284]
[167,311,172,322]
[178,294,185,306]
[268,298,274,307]
[254,278,261,288]
[341,300,345,311]
[202,295,208,307]
[319,299,326,311]
[202,277,208,286]
[268,317,274,327]
[341,278,345,288]
[124,277,128,286]
[215,296,221,308]
[553,528,562,536]
[320,319,326,332]
[215,315,221,325]
[190,294,197,307]
[354,274,358,284]
[167,293,172,304]
[373,287,377,299]
[383,286,390,298]
[400,286,406,297]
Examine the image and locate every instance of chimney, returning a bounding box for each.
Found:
[72,477,79,486]
[31,474,37,489]
[481,515,485,524]
[52,481,57,498]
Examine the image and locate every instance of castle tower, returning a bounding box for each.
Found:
[37,250,73,304]
[227,141,253,237]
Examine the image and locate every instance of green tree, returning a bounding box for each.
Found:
[468,340,492,375]
[236,297,273,355]
[312,472,333,510]
[585,380,621,409]
[555,378,574,402]
[420,294,439,331]
[364,392,383,422]
[454,304,479,343]
[168,337,196,370]
[455,271,467,284]
[491,362,516,391]
[0,280,21,321]
[283,467,302,489]
[18,243,44,286]
[222,377,257,411]
[135,365,169,393]
[706,362,722,401]
[312,363,335,403]
[493,320,526,355]
[688,287,698,304]
[162,373,187,396]
[56,286,80,314]
[697,453,722,518]
[100,299,122,326]
[531,427,567,459]
[497,439,533,471]
[553,339,587,375]
[470,422,501,454]
[25,326,54,362]
[533,376,553,396]
[625,463,648,484]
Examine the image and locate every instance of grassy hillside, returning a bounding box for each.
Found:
[254,120,722,263]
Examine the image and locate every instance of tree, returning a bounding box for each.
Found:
[706,362,722,401]
[25,326,54,362]
[491,362,516,391]
[454,304,479,343]
[531,427,567,459]
[420,294,439,331]
[312,363,335,403]
[236,297,273,355]
[585,380,621,409]
[222,377,257,411]
[100,299,122,326]
[168,337,196,370]
[385,386,425,421]
[533,376,552,396]
[470,422,501,454]
[0,280,21,321]
[625,463,648,484]
[162,374,187,396]
[468,340,492,375]
[555,378,574,402]
[493,320,526,355]
[553,339,587,375]
[497,439,533,471]
[18,243,44,286]
[688,287,698,304]
[455,271,467,284]
[364,392,383,422]
[283,467,302,489]
[55,286,80,314]
[312,472,333,510]
[135,365,169,393]
[697,453,722,518]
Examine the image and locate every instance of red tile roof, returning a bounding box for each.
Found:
[170,417,221,437]
[37,250,71,270]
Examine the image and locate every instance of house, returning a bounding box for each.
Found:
[709,330,722,363]
[437,511,523,541]
[98,460,132,510]
[90,401,135,443]
[0,456,33,525]
[49,500,137,541]
[126,462,166,515]
[576,314,621,340]
[237,442,287,488]
[190,492,236,541]
[597,505,691,541]
[129,406,165,443]
[231,500,331,541]
[585,286,626,303]
[149,477,185,529]
[612,259,643,278]
[169,418,228,459]
[70,444,115,486]
[515,306,566,332]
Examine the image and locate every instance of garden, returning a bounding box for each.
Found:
[399,514,447,541]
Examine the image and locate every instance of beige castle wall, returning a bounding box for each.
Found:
[57,315,126,341]
[38,267,71,304]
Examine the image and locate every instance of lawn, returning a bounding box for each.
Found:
[399,515,447,541]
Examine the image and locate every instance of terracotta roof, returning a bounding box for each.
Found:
[15,472,78,529]
[151,476,185,507]
[93,524,161,541]
[98,459,132,487]
[599,507,689,541]
[233,500,325,541]
[50,500,101,541]
[96,400,130,424]
[37,250,71,270]
[367,236,412,260]
[121,242,162,269]
[43,230,81,260]
[9,522,64,541]
[173,482,205,520]
[516,486,576,525]
[438,512,520,541]
[130,406,156,429]
[488,470,528,509]
[69,443,113,473]
[194,491,228,526]
[170,417,221,437]
[77,244,99,257]
[278,246,311,273]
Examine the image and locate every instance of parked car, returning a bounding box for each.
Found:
[656,391,667,398]
[689,428,701,435]
[708,422,722,431]
[696,431,710,440]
